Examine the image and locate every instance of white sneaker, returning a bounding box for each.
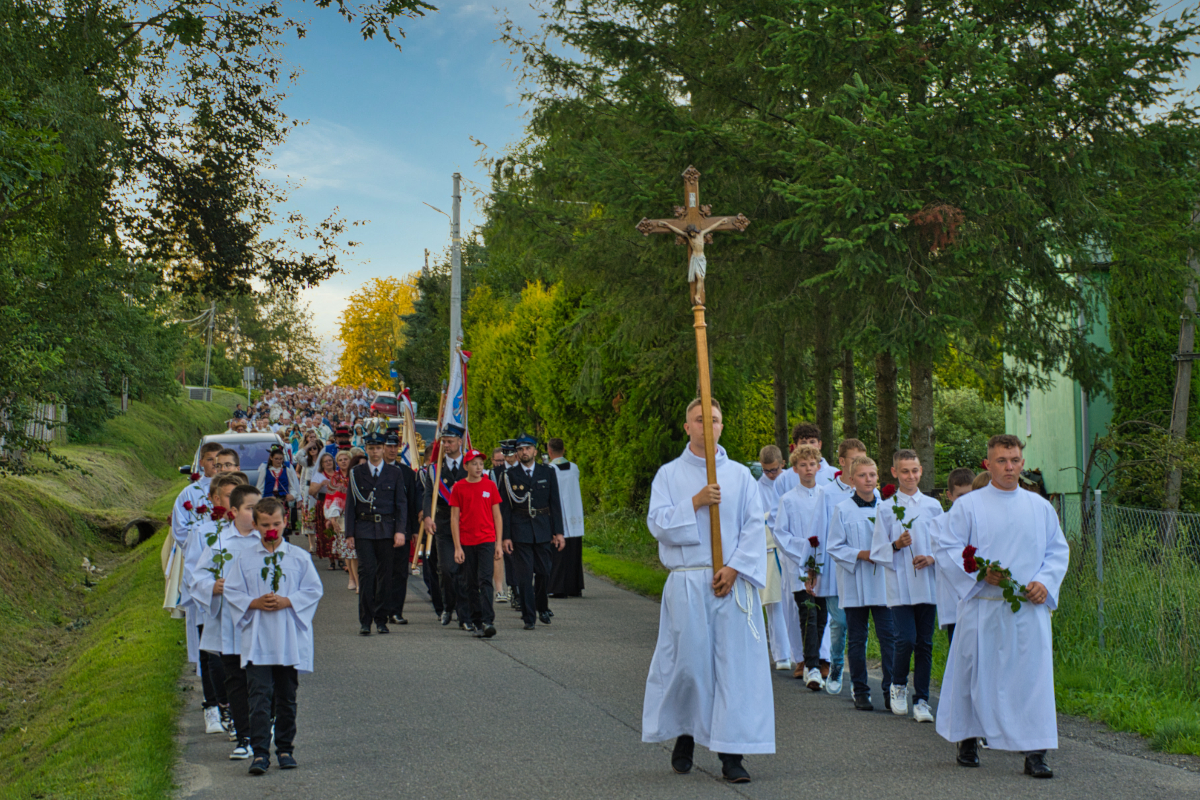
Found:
[774,660,795,671]
[913,699,935,723]
[890,684,908,716]
[230,743,252,760]
[805,667,825,692]
[495,591,509,602]
[203,706,223,735]
[825,671,842,695]
[228,727,239,742]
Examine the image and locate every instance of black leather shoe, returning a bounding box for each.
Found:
[523,621,536,630]
[359,625,371,636]
[440,611,452,626]
[547,609,554,617]
[388,615,407,625]
[538,611,552,625]
[957,739,980,768]
[883,691,891,712]
[460,622,475,632]
[376,623,390,634]
[719,753,751,783]
[1024,753,1053,778]
[277,752,297,769]
[671,735,694,774]
[854,694,873,711]
[482,623,497,638]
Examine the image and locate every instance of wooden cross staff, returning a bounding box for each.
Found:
[637,166,750,575]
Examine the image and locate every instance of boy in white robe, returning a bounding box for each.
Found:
[933,468,979,648]
[933,435,1069,778]
[827,455,895,711]
[224,497,325,776]
[168,443,221,684]
[870,449,944,722]
[773,444,832,691]
[643,398,771,784]
[194,484,262,759]
[757,445,804,674]
[773,421,838,495]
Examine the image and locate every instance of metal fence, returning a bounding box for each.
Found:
[1054,493,1200,685]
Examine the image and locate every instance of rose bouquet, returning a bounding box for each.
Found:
[962,545,1029,613]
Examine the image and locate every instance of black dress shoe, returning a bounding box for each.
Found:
[547,609,554,617]
[853,694,873,711]
[440,611,452,626]
[377,623,390,634]
[671,735,694,774]
[523,621,536,630]
[538,611,552,625]
[388,615,407,625]
[482,623,497,638]
[1024,753,1053,778]
[956,739,980,767]
[718,753,751,783]
[460,622,475,632]
[359,625,371,636]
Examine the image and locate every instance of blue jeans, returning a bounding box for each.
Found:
[825,595,847,674]
[845,605,895,699]
[891,603,936,702]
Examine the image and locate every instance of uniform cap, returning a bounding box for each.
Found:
[514,433,538,448]
[440,422,466,438]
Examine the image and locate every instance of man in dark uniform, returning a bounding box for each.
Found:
[424,423,472,630]
[417,443,443,618]
[383,430,423,626]
[344,430,408,636]
[500,433,565,630]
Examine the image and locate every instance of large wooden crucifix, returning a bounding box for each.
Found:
[637,166,750,576]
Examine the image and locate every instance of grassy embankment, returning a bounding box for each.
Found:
[0,398,229,799]
[583,509,1199,755]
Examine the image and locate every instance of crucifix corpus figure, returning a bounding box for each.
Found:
[636,166,751,572]
[637,173,772,782]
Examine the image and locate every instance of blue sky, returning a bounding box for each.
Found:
[269,2,542,352]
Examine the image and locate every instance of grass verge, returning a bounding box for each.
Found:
[0,396,229,798]
[581,510,667,598]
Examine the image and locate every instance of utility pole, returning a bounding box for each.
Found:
[1164,205,1200,524]
[202,301,215,396]
[449,173,463,370]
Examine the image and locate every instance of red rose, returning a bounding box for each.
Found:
[979,459,987,470]
[808,535,820,548]
[263,528,280,542]
[226,510,237,521]
[210,506,227,521]
[962,544,979,574]
[834,470,842,479]
[196,504,209,515]
[880,483,897,500]
[190,472,200,482]
[183,501,193,511]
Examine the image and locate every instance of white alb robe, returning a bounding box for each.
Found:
[758,473,803,664]
[930,513,960,629]
[553,460,586,538]
[170,478,210,665]
[773,458,838,496]
[933,484,1070,752]
[775,483,833,595]
[869,491,944,607]
[827,496,888,608]
[642,445,774,754]
[192,529,262,654]
[223,539,325,673]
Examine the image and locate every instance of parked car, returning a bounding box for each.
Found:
[387,417,439,447]
[181,432,287,478]
[370,391,398,416]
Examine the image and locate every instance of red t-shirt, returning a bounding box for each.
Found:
[449,476,501,545]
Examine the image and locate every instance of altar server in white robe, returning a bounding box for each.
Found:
[167,443,221,672]
[933,435,1069,779]
[774,444,835,691]
[643,398,771,784]
[757,445,804,674]
[772,421,838,495]
[827,455,894,711]
[933,467,979,648]
[870,449,944,722]
[224,497,324,774]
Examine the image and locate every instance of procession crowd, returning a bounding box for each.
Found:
[160,385,1068,785]
[161,384,586,776]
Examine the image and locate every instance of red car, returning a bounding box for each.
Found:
[370,391,399,416]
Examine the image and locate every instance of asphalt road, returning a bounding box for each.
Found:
[175,563,1200,800]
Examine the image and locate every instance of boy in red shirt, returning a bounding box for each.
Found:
[451,449,504,638]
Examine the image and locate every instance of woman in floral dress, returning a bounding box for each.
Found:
[325,450,358,592]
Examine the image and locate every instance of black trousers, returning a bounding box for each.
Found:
[548,536,585,596]
[512,540,554,624]
[421,532,443,614]
[945,622,955,647]
[356,537,394,627]
[795,591,828,667]
[197,626,228,707]
[461,542,496,626]
[245,663,297,758]
[503,550,516,588]
[435,533,470,622]
[221,653,250,743]
[389,540,411,619]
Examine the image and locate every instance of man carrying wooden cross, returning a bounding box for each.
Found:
[643,398,773,783]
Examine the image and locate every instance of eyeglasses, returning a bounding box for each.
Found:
[762,465,783,476]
